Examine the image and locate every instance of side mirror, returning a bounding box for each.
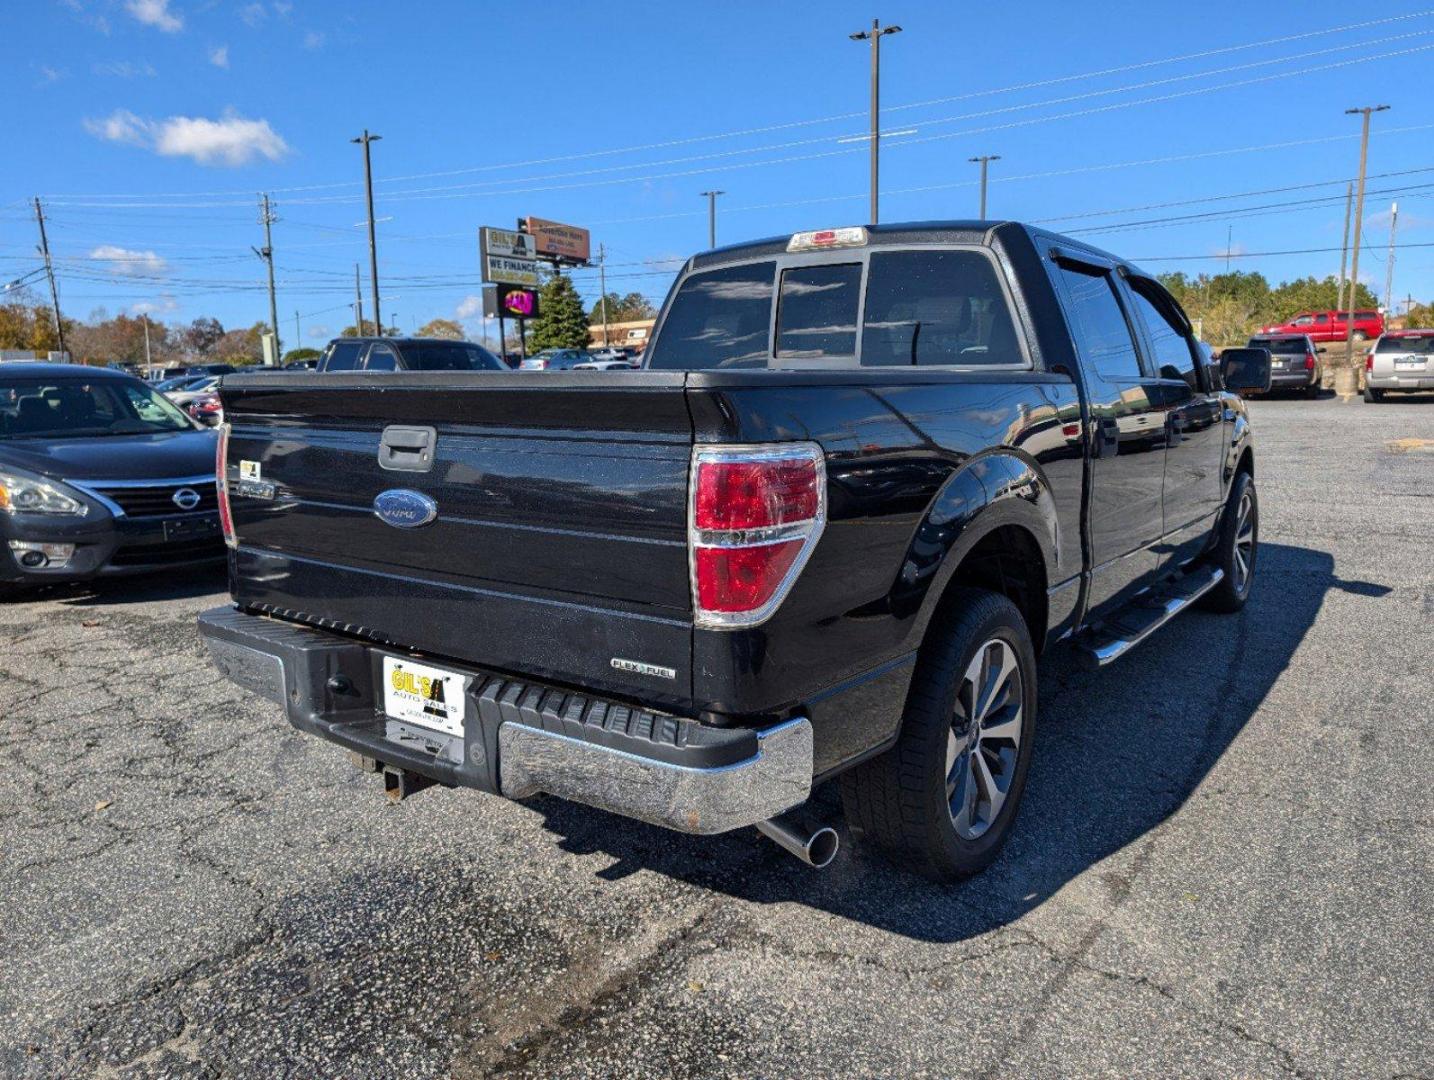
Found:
[1220,347,1272,393]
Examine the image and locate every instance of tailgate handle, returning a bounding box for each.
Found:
[378,425,437,472]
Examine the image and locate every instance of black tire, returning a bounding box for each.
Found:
[1199,471,1258,614]
[1352,330,1368,343]
[1363,386,1384,403]
[840,588,1037,881]
[1304,382,1320,400]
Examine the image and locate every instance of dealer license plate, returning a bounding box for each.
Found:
[381,656,467,737]
[1394,358,1424,370]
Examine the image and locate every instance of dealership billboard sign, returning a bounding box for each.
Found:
[525,217,591,264]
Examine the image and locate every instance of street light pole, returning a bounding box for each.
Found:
[351,130,382,339]
[850,18,901,225]
[700,190,725,249]
[968,155,1000,219]
[1340,104,1389,393]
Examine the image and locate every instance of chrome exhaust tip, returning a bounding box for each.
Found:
[756,811,840,869]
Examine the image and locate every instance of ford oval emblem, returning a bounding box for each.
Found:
[373,489,438,528]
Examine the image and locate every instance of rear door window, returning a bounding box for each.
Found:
[1127,280,1199,386]
[861,250,1023,367]
[775,263,862,358]
[1053,263,1146,382]
[646,261,775,370]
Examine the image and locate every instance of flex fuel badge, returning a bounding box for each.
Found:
[239,460,262,481]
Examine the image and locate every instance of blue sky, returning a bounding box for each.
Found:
[5,0,1434,348]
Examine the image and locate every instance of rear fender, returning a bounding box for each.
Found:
[892,450,1060,642]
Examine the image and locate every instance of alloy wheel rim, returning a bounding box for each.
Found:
[1233,490,1256,594]
[946,637,1024,841]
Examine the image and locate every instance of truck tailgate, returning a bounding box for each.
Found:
[220,371,695,705]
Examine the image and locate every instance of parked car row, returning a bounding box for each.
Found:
[1259,308,1384,343]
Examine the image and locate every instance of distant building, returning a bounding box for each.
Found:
[0,349,71,363]
[586,319,654,350]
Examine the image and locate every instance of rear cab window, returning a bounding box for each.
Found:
[1376,334,1434,354]
[646,246,1026,370]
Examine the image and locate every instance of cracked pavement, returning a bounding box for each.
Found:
[1,398,1430,1079]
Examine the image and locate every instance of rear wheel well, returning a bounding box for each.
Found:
[934,525,1048,656]
[1235,447,1254,480]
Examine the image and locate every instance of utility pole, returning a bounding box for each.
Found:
[1336,181,1353,311]
[968,155,999,219]
[598,243,610,347]
[352,130,382,339]
[142,313,151,368]
[1384,201,1398,315]
[700,191,724,249]
[1226,224,1233,274]
[253,193,280,364]
[32,198,66,357]
[294,309,301,350]
[1341,104,1389,393]
[850,18,901,225]
[353,263,364,332]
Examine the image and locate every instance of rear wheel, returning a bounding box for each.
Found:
[1363,386,1385,403]
[1353,330,1368,343]
[1200,471,1257,613]
[840,588,1037,881]
[1304,381,1320,400]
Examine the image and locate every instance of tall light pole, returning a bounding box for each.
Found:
[253,193,280,364]
[351,130,382,339]
[968,155,999,219]
[850,18,901,225]
[1384,201,1398,316]
[700,190,725,249]
[1340,104,1389,393]
[1336,181,1353,312]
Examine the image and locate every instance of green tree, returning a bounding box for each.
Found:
[183,317,225,355]
[340,320,399,336]
[586,291,656,325]
[416,318,464,339]
[282,347,321,364]
[1405,303,1433,329]
[529,273,590,350]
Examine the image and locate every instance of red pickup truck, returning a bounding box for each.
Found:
[1259,309,1383,343]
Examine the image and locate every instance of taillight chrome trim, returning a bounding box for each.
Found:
[688,442,826,630]
[216,422,237,549]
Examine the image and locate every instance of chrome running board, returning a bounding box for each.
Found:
[1074,565,1224,670]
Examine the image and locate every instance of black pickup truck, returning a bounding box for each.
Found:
[199,221,1270,879]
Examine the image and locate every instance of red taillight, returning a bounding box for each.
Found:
[1304,353,1315,371]
[216,423,235,548]
[1366,352,1375,372]
[689,445,824,628]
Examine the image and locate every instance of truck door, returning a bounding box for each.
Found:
[1047,254,1167,618]
[1120,276,1225,568]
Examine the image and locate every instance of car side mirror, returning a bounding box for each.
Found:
[1220,347,1272,393]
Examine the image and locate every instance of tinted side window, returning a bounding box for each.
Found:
[646,261,775,370]
[776,263,861,358]
[862,250,1023,367]
[1054,264,1144,382]
[325,341,365,371]
[365,345,398,371]
[1128,282,1198,386]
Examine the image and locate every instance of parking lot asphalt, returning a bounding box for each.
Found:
[2,394,1431,1079]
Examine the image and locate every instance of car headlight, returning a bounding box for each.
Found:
[0,471,89,516]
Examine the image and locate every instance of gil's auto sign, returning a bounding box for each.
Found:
[479,226,542,286]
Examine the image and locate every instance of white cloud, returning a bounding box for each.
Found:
[90,246,169,276]
[455,295,484,320]
[307,324,330,340]
[302,29,325,49]
[127,295,180,316]
[84,109,151,147]
[92,60,158,77]
[239,2,265,26]
[125,0,183,33]
[84,108,290,166]
[36,64,70,85]
[208,44,229,68]
[272,1,293,16]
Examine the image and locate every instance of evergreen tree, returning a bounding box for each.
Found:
[529,273,590,350]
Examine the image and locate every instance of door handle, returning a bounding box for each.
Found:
[378,425,437,472]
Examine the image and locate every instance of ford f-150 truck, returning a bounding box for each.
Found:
[199,221,1271,880]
